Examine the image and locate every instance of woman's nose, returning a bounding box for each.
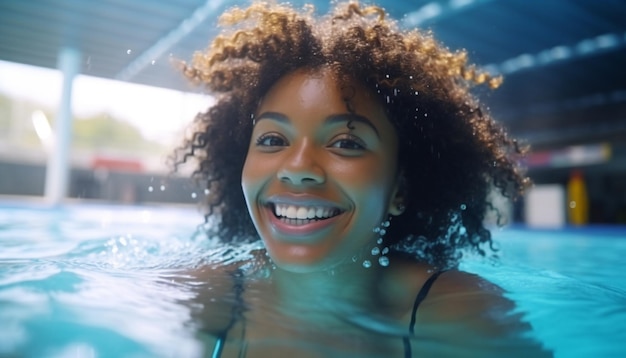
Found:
[277,140,325,185]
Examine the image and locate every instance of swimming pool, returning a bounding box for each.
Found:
[0,203,624,357]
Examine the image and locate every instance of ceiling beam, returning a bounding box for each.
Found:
[401,0,495,27]
[115,0,228,82]
[483,32,626,75]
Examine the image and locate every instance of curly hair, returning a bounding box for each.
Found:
[173,1,529,269]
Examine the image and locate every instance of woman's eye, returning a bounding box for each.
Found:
[329,135,365,150]
[255,134,287,147]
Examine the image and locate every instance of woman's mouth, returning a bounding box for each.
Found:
[271,203,342,225]
[264,202,344,238]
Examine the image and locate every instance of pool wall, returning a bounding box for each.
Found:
[0,160,198,205]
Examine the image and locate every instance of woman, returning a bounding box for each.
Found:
[175,1,551,356]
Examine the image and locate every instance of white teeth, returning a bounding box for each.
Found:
[273,204,339,220]
[296,207,308,219]
[286,206,297,218]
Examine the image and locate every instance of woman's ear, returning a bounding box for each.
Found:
[388,173,407,216]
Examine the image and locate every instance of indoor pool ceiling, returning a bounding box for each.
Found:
[1,0,625,150]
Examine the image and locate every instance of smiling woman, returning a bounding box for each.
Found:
[242,68,402,271]
[173,1,550,357]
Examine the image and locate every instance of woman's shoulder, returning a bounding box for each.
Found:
[419,269,514,324]
[383,258,514,330]
[175,255,266,334]
[387,260,553,356]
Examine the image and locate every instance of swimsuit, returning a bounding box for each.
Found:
[210,270,445,358]
[403,270,444,358]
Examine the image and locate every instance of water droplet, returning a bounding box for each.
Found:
[379,229,386,236]
[459,226,467,235]
[386,96,390,104]
[191,192,197,199]
[371,247,380,255]
[362,260,372,268]
[393,88,399,96]
[151,60,156,65]
[424,113,428,117]
[379,256,389,266]
[352,255,358,263]
[385,74,390,79]
[148,186,153,192]
[460,204,467,210]
[126,49,132,55]
[409,75,413,79]
[204,189,210,195]
[373,227,380,233]
[376,238,383,244]
[415,91,419,95]
[382,221,390,227]
[382,247,389,255]
[160,185,165,191]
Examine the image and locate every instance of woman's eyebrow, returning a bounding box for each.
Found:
[255,111,290,124]
[255,112,380,138]
[325,114,380,138]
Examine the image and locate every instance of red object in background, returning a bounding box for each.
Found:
[91,157,143,172]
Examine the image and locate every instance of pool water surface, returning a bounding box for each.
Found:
[0,203,624,357]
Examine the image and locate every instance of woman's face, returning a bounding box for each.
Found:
[241,68,400,272]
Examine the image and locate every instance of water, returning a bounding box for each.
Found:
[0,203,625,357]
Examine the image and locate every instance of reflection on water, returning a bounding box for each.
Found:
[0,205,624,357]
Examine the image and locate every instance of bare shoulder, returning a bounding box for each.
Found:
[383,257,523,323]
[408,269,518,330]
[383,261,509,322]
[425,269,512,316]
[416,270,534,347]
[391,264,553,356]
[174,254,264,335]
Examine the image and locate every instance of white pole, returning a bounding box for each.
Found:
[45,47,81,205]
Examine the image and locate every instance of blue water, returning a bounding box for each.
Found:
[0,203,625,357]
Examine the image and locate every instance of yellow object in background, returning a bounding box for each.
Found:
[567,170,589,225]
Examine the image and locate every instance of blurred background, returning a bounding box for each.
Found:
[0,0,624,227]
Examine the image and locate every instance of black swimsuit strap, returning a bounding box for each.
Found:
[402,270,446,358]
[211,268,246,358]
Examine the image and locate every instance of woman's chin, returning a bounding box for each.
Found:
[268,251,362,275]
[270,258,327,273]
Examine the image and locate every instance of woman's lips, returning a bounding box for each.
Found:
[264,205,342,240]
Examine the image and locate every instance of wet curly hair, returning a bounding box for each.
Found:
[174,1,529,269]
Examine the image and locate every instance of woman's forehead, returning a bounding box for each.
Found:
[259,67,383,113]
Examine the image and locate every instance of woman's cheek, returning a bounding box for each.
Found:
[332,160,394,189]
